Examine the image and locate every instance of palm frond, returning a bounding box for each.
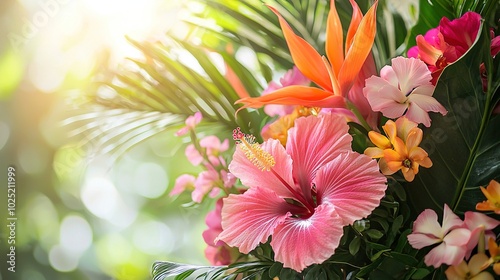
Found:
[71,0,411,158]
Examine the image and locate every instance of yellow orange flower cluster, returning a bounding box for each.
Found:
[262,107,319,146]
[364,117,432,182]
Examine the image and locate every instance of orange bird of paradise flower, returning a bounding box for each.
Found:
[235,0,378,112]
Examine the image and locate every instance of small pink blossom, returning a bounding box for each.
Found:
[192,167,221,203]
[185,136,229,166]
[169,174,196,196]
[463,211,500,259]
[175,112,202,136]
[218,114,387,272]
[202,199,239,265]
[263,66,310,117]
[364,57,447,127]
[407,204,471,268]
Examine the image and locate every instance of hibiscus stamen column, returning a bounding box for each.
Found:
[232,127,314,212]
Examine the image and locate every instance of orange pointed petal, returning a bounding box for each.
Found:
[416,35,442,65]
[325,0,344,76]
[225,62,250,99]
[338,0,378,96]
[235,85,345,112]
[345,0,363,52]
[268,5,333,92]
[368,131,391,150]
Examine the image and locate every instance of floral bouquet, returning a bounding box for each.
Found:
[89,0,499,279]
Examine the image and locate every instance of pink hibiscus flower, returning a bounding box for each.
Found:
[407,204,471,268]
[364,56,447,127]
[217,114,387,272]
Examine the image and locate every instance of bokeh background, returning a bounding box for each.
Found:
[0,0,419,279]
[0,1,211,279]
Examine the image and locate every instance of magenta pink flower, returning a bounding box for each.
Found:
[217,114,387,272]
[175,112,202,136]
[463,211,500,259]
[407,204,471,268]
[169,174,196,196]
[364,56,447,127]
[202,199,239,265]
[408,12,482,84]
[263,66,310,117]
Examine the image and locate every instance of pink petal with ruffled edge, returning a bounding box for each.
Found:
[408,209,442,248]
[314,151,387,225]
[442,204,465,234]
[286,113,352,196]
[229,139,297,198]
[424,242,467,267]
[363,77,408,118]
[217,187,292,253]
[464,211,500,258]
[406,102,432,127]
[270,203,343,272]
[391,57,433,95]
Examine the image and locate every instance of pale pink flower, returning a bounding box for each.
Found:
[185,136,229,166]
[217,114,387,272]
[192,167,221,203]
[463,211,500,259]
[263,66,310,117]
[445,253,494,280]
[364,56,447,127]
[202,199,239,265]
[169,174,196,196]
[175,112,202,136]
[407,204,471,267]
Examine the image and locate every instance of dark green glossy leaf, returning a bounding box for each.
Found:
[349,236,361,256]
[406,23,500,214]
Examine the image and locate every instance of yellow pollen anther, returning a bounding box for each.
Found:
[233,128,276,171]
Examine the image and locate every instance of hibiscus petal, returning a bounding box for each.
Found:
[286,113,352,197]
[229,139,297,198]
[218,187,292,253]
[271,203,343,272]
[425,243,467,267]
[267,5,333,92]
[314,151,387,225]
